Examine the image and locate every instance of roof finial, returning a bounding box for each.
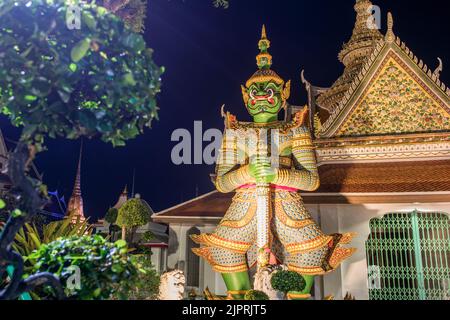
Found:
[256,24,272,70]
[433,57,443,79]
[385,12,395,42]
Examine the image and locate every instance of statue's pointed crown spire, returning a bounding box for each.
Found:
[245,25,284,88]
[256,25,272,70]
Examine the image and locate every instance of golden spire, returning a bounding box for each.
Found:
[385,12,395,42]
[66,141,85,223]
[339,0,383,66]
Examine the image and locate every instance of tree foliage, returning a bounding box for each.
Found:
[116,198,151,229]
[270,270,306,294]
[105,207,119,224]
[0,0,163,300]
[0,0,163,149]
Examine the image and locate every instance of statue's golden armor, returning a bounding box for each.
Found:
[192,110,356,274]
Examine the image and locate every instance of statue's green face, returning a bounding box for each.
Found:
[244,81,283,119]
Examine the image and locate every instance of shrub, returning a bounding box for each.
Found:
[244,290,269,300]
[270,270,306,294]
[112,253,160,300]
[29,235,139,299]
[141,230,156,243]
[13,211,93,261]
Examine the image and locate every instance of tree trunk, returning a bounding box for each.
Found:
[121,225,126,241]
[0,142,64,300]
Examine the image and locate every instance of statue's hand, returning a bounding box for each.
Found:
[249,157,277,184]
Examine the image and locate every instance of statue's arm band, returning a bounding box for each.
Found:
[273,129,320,191]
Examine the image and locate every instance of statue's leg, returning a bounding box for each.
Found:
[222,271,251,299]
[272,190,324,299]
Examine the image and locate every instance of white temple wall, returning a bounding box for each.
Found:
[167,223,226,295]
[308,202,450,300]
[164,202,450,299]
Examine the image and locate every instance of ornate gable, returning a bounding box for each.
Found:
[319,39,450,138]
[334,51,450,137]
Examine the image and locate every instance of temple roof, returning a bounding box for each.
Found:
[312,160,450,193]
[313,4,450,138]
[318,37,450,138]
[152,160,450,224]
[113,185,128,209]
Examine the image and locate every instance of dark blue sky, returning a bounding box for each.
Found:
[1,0,449,220]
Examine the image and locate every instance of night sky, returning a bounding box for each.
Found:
[1,0,449,220]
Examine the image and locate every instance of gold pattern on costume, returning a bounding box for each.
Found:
[221,205,256,228]
[191,234,251,253]
[274,202,315,229]
[285,235,333,254]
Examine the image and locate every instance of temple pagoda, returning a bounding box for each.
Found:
[66,143,86,223]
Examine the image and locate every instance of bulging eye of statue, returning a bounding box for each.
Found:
[250,89,257,99]
[266,88,274,96]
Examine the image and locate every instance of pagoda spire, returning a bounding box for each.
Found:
[66,141,85,222]
[316,0,383,111]
[339,0,383,66]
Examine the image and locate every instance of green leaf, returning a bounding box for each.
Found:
[115,240,127,248]
[82,12,97,31]
[70,38,91,63]
[24,95,37,102]
[69,63,77,72]
[11,208,23,218]
[122,72,136,86]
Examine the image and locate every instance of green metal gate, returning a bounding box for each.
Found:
[366,210,450,300]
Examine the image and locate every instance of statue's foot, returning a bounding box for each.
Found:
[226,290,249,300]
[286,291,311,300]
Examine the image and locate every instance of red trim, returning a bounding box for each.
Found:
[238,184,298,192]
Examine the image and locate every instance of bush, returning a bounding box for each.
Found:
[270,270,306,294]
[244,290,269,300]
[112,253,160,300]
[141,230,156,243]
[29,235,139,299]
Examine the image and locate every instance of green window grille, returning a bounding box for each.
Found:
[366,210,450,300]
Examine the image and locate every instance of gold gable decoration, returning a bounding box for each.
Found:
[336,56,450,136]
